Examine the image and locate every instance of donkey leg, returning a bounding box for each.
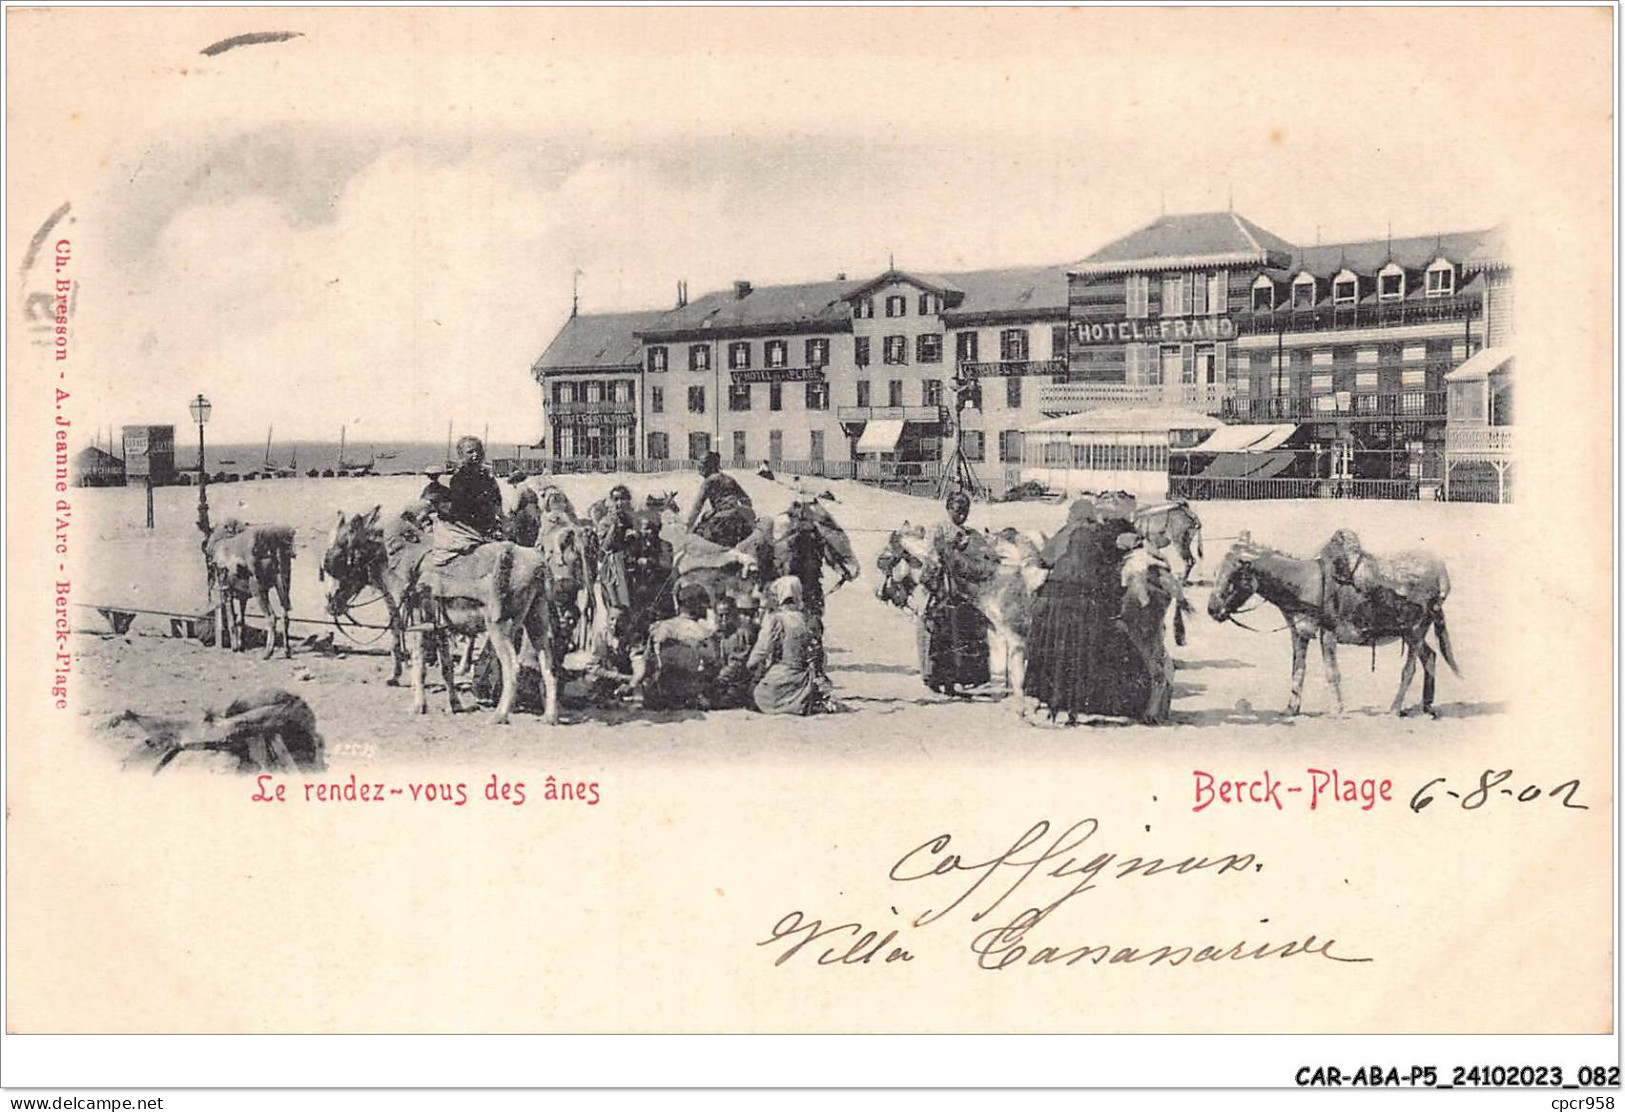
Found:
[1286,632,1309,715]
[408,629,428,715]
[278,577,292,659]
[439,626,465,714]
[1417,640,1438,716]
[256,582,277,660]
[489,622,521,725]
[384,598,405,686]
[1391,640,1420,715]
[1319,630,1344,715]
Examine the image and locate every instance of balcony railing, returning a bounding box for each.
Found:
[1221,391,1447,422]
[1445,426,1514,455]
[835,405,947,423]
[1234,295,1481,336]
[550,399,637,416]
[1038,381,1230,415]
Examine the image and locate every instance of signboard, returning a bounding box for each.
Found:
[957,359,1066,379]
[730,366,826,384]
[1072,317,1236,345]
[551,411,636,428]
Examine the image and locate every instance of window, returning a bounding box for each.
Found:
[1293,276,1316,308]
[1190,275,1209,316]
[1126,275,1150,318]
[916,333,943,363]
[1426,260,1455,297]
[687,385,706,414]
[856,380,871,407]
[1051,325,1068,361]
[732,430,748,463]
[688,344,711,372]
[1333,270,1358,305]
[918,292,940,315]
[883,335,908,364]
[1159,345,1182,387]
[1379,264,1405,301]
[1006,376,1022,409]
[728,342,751,370]
[553,382,572,405]
[1000,329,1029,361]
[647,346,668,373]
[956,331,979,364]
[728,383,752,411]
[646,432,669,460]
[888,380,904,407]
[1161,274,1186,317]
[769,430,783,463]
[650,386,664,414]
[584,381,602,403]
[1311,372,1333,394]
[922,379,943,407]
[805,381,829,410]
[765,339,788,368]
[688,431,711,461]
[805,337,829,366]
[962,430,985,462]
[999,429,1023,463]
[1207,272,1227,315]
[854,336,871,366]
[885,294,907,318]
[853,297,874,319]
[810,430,825,463]
[769,382,783,411]
[1125,343,1153,385]
[1252,279,1274,312]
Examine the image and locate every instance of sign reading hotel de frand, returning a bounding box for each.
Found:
[1072,317,1238,345]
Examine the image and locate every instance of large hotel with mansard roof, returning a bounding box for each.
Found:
[532,211,1512,499]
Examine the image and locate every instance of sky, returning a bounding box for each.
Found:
[12,7,1608,447]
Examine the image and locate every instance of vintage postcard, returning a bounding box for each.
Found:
[3,5,1616,1090]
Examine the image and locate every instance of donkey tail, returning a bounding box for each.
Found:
[1432,606,1462,677]
[1173,599,1189,647]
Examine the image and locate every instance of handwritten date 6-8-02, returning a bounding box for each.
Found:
[1409,770,1587,813]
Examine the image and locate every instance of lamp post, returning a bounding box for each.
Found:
[189,393,212,539]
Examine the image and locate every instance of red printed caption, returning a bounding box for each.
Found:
[50,237,74,710]
[1192,768,1392,813]
[251,772,601,807]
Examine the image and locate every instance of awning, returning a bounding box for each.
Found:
[1176,423,1298,453]
[1445,346,1514,382]
[855,419,906,454]
[1188,450,1298,479]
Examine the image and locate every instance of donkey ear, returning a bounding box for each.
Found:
[365,504,382,525]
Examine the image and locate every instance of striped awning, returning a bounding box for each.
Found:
[855,419,906,454]
[1177,423,1298,453]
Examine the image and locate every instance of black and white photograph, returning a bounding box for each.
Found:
[3,4,1616,1099]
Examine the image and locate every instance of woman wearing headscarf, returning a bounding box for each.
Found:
[748,576,837,715]
[1023,497,1137,723]
[919,491,992,696]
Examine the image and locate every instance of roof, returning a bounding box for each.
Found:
[533,309,672,375]
[1071,212,1297,275]
[1293,229,1501,277]
[938,264,1070,323]
[1024,407,1224,434]
[1444,346,1514,382]
[639,278,862,340]
[75,446,123,466]
[841,269,964,302]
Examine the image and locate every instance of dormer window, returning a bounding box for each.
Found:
[1333,270,1358,305]
[854,297,874,320]
[1426,258,1455,298]
[885,295,908,318]
[1378,263,1405,301]
[1251,275,1274,312]
[1292,274,1317,309]
[918,292,941,315]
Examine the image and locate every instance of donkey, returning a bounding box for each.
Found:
[1132,500,1204,584]
[876,523,1041,715]
[1207,531,1460,716]
[322,506,560,724]
[203,521,296,658]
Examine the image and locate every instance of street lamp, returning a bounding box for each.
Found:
[190,393,212,538]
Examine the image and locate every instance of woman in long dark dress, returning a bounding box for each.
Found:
[1023,499,1142,722]
[919,491,991,696]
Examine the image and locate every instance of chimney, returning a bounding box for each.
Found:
[676,280,688,309]
[837,272,847,281]
[733,280,752,300]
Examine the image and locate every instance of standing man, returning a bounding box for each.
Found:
[685,451,756,547]
[920,490,992,697]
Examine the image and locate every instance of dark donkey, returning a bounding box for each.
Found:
[1207,530,1460,716]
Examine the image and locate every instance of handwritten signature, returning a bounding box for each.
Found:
[758,819,1371,971]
